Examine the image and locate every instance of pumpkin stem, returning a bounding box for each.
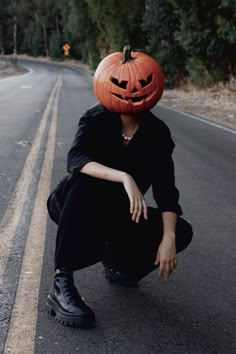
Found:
[121,45,134,64]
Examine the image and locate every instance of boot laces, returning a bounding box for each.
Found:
[63,277,83,304]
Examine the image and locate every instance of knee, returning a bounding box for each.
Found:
[71,173,128,211]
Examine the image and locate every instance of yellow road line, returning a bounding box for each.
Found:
[0,74,60,280]
[4,74,63,354]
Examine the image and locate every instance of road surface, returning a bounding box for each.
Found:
[0,60,235,354]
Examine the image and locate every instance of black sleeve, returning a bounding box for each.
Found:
[67,110,98,174]
[152,127,183,216]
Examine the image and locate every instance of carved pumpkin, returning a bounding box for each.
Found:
[94,45,164,114]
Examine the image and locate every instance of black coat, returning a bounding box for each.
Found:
[67,103,182,216]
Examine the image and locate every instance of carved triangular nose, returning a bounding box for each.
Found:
[131,87,138,93]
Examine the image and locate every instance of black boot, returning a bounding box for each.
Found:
[46,269,95,328]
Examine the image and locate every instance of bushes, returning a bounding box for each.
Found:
[185,58,213,88]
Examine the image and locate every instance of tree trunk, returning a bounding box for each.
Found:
[0,25,4,55]
[42,22,48,57]
[34,11,39,24]
[13,15,17,65]
[56,15,59,36]
[10,0,17,64]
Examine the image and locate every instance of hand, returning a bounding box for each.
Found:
[155,235,177,278]
[122,173,148,223]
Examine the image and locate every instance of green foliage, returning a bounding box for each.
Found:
[185,58,213,87]
[0,0,13,54]
[142,0,186,87]
[86,0,145,53]
[161,0,235,85]
[49,32,64,59]
[20,22,44,56]
[66,0,99,64]
[0,0,235,86]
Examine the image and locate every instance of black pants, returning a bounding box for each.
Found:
[47,174,193,281]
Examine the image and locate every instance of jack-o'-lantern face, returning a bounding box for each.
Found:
[110,73,157,105]
[94,45,165,114]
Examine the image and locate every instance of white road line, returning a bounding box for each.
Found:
[4,74,63,354]
[0,74,60,282]
[159,105,236,135]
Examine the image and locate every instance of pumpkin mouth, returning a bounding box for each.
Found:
[111,90,157,104]
[112,93,148,103]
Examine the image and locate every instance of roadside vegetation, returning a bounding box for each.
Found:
[0,0,235,88]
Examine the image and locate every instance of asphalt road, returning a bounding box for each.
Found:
[0,60,235,354]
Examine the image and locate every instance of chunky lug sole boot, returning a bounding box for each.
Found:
[46,270,95,328]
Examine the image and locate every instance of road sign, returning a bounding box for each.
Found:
[63,43,71,56]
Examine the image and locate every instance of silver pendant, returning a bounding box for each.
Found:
[122,133,133,141]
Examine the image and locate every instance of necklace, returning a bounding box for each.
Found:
[122,133,133,141]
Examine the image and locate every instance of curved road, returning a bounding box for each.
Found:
[0,60,235,354]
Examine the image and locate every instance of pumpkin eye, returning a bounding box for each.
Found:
[110,77,128,89]
[139,74,153,88]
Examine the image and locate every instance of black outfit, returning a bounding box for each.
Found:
[48,103,193,281]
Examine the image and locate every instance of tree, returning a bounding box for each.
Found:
[86,0,145,54]
[171,0,236,85]
[0,0,9,54]
[20,22,44,56]
[61,0,100,66]
[49,31,64,59]
[0,0,234,85]
[142,0,185,86]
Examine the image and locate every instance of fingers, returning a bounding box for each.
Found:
[131,197,139,222]
[124,177,147,223]
[165,263,170,277]
[131,197,147,223]
[155,251,160,266]
[142,199,148,220]
[130,198,134,215]
[135,198,143,223]
[170,259,177,271]
[158,259,177,279]
[159,262,164,278]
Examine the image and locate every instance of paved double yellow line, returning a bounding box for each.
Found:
[2,73,63,353]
